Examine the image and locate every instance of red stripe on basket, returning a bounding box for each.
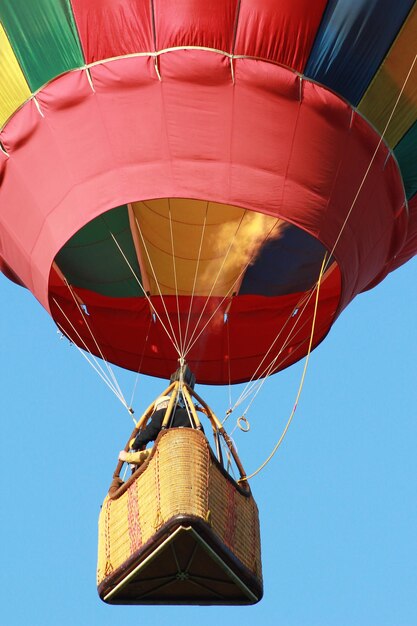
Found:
[223,480,236,549]
[104,499,114,576]
[127,484,142,553]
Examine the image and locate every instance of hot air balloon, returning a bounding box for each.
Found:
[0,0,416,607]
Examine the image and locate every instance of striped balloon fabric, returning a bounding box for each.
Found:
[0,0,416,383]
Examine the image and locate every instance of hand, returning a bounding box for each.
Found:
[119,450,128,461]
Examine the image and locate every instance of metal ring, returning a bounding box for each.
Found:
[237,415,250,432]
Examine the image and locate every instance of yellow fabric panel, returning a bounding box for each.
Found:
[131,198,282,297]
[358,6,417,147]
[0,23,31,128]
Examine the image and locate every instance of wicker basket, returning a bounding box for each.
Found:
[97,428,263,604]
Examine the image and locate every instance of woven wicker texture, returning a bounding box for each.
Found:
[208,462,262,577]
[97,428,262,586]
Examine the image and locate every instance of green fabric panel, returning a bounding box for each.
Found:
[56,205,145,298]
[394,121,417,200]
[0,0,84,92]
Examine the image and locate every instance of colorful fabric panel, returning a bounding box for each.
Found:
[305,0,415,106]
[0,0,84,94]
[55,205,144,298]
[56,199,331,300]
[0,23,30,126]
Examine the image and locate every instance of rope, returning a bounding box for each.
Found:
[167,200,184,354]
[240,312,314,417]
[182,202,209,353]
[184,216,282,357]
[110,229,181,357]
[129,314,153,411]
[239,252,327,482]
[220,437,237,479]
[324,52,417,273]
[53,307,129,409]
[226,315,233,412]
[50,48,416,427]
[182,210,247,356]
[226,284,320,429]
[225,279,319,417]
[233,51,417,470]
[228,52,417,420]
[63,278,127,405]
[240,299,317,409]
[132,214,182,354]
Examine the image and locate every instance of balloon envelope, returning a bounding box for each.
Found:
[0,0,416,383]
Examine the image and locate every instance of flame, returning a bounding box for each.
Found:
[131,199,286,297]
[197,210,286,296]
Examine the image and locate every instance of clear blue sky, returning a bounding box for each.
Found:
[0,258,416,626]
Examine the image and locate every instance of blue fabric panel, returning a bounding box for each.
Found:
[305,0,415,106]
[394,120,417,200]
[239,225,328,297]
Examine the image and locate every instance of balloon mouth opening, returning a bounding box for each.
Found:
[47,197,341,383]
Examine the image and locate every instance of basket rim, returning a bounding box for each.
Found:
[108,428,252,501]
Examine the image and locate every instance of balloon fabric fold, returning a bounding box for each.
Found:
[0,0,416,384]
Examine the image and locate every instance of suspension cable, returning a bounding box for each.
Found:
[241,292,318,406]
[231,54,417,417]
[324,52,417,274]
[61,280,128,406]
[182,210,247,356]
[57,322,128,405]
[241,313,316,417]
[239,252,327,482]
[110,229,181,357]
[167,199,184,354]
[129,314,153,410]
[234,53,417,456]
[184,216,282,357]
[132,214,182,354]
[182,202,209,353]
[53,300,130,410]
[236,286,328,413]
[231,56,417,472]
[224,280,319,416]
[50,53,416,423]
[226,315,233,412]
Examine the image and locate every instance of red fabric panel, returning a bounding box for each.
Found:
[49,264,340,385]
[386,194,417,272]
[0,73,103,294]
[70,0,153,62]
[70,0,326,71]
[0,100,48,293]
[0,53,407,381]
[153,0,239,51]
[234,0,328,72]
[0,54,405,304]
[0,256,25,287]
